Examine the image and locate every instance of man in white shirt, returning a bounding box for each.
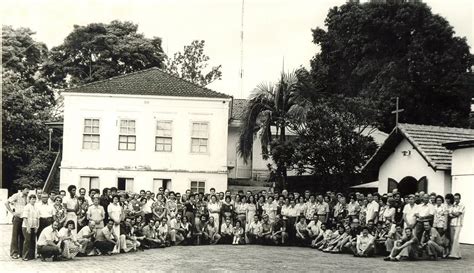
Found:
[403,195,417,228]
[37,220,61,261]
[366,194,380,225]
[354,227,375,257]
[35,193,54,238]
[414,194,434,240]
[246,215,263,244]
[169,213,184,245]
[220,218,234,244]
[77,221,96,255]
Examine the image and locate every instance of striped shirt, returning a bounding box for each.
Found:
[449,203,465,227]
[7,192,28,215]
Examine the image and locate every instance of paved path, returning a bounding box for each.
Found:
[0,224,473,272]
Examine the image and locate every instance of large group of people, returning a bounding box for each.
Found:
[5,184,465,262]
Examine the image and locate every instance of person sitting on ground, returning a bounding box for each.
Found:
[203,216,221,245]
[341,218,362,254]
[77,221,96,255]
[232,220,245,245]
[157,217,171,247]
[169,213,184,246]
[180,216,193,245]
[220,218,234,244]
[37,220,62,261]
[120,216,140,252]
[322,225,348,252]
[58,220,81,259]
[193,215,207,245]
[142,219,161,248]
[94,219,119,255]
[306,215,322,241]
[353,226,375,257]
[311,223,330,248]
[260,214,273,245]
[246,215,262,244]
[271,214,288,246]
[385,225,403,253]
[295,216,310,246]
[419,221,444,260]
[384,227,419,262]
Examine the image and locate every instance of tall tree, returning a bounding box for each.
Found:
[310,2,472,131]
[2,26,57,192]
[238,72,309,190]
[165,40,222,86]
[43,20,165,88]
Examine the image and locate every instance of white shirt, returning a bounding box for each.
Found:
[37,225,59,246]
[78,225,93,239]
[35,201,54,218]
[366,200,380,224]
[415,203,435,219]
[403,203,417,226]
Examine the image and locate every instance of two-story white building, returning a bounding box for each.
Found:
[60,67,232,194]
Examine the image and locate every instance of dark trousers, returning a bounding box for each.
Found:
[219,234,233,244]
[37,245,61,258]
[94,240,116,253]
[38,217,53,239]
[21,227,36,260]
[10,216,24,256]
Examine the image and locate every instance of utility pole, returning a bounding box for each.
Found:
[48,128,53,151]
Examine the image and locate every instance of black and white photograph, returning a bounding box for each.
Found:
[1,0,473,271]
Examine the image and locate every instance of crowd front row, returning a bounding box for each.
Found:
[5,185,465,263]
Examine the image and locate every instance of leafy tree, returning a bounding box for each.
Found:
[287,103,378,178]
[165,40,222,86]
[238,72,309,190]
[2,26,48,83]
[43,20,165,88]
[2,70,54,191]
[310,2,472,131]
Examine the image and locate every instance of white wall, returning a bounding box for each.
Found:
[227,124,252,179]
[450,147,474,244]
[61,93,230,192]
[60,168,227,194]
[378,139,449,195]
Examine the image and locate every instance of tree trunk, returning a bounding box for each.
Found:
[277,123,287,191]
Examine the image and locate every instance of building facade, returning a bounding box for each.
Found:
[60,68,231,194]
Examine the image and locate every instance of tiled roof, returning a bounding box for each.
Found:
[363,123,474,175]
[231,99,248,120]
[62,67,231,99]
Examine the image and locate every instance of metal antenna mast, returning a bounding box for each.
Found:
[240,0,245,98]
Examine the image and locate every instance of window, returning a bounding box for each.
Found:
[153,178,172,192]
[79,176,99,191]
[155,121,172,152]
[119,119,136,150]
[191,122,208,153]
[82,119,100,149]
[118,178,134,191]
[190,181,205,193]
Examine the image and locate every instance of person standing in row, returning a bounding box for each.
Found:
[63,185,79,231]
[35,193,54,239]
[4,185,31,259]
[21,194,40,260]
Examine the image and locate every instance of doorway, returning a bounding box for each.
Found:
[398,176,418,197]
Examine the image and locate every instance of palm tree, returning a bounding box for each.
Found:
[237,71,310,190]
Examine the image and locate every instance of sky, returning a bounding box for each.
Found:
[2,0,473,99]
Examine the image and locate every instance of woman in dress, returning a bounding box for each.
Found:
[207,195,221,230]
[235,195,248,225]
[183,194,197,226]
[262,196,277,223]
[58,220,81,259]
[232,220,245,245]
[53,196,67,227]
[358,199,368,226]
[295,196,307,218]
[347,194,361,221]
[246,195,257,227]
[221,196,234,225]
[76,197,88,231]
[107,195,123,253]
[152,193,167,221]
[166,192,178,220]
[256,195,266,218]
[381,198,396,223]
